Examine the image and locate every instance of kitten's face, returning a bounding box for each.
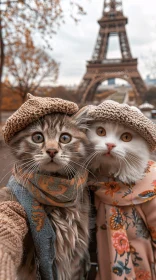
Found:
[10,113,89,176]
[87,121,150,183]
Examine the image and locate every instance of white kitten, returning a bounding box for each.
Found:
[87,121,150,184]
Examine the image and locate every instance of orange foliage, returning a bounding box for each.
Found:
[1,84,22,111]
[1,84,78,111]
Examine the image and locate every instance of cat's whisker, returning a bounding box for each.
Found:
[66,164,76,180]
[16,159,37,170]
[124,161,142,179]
[116,155,142,182]
[18,163,39,187]
[72,172,83,201]
[126,152,144,164]
[124,153,144,169]
[0,158,28,168]
[16,162,36,182]
[126,155,143,166]
[85,151,100,169]
[26,164,39,187]
[112,150,125,158]
[16,159,37,175]
[5,157,38,170]
[68,158,97,180]
[114,155,122,177]
[63,164,80,200]
[66,163,82,200]
[63,165,71,181]
[0,159,37,185]
[84,151,98,165]
[64,164,74,180]
[0,169,14,185]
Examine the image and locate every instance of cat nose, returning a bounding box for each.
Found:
[46,149,58,158]
[106,143,116,151]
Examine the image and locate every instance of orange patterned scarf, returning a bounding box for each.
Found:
[13,166,88,231]
[88,161,156,280]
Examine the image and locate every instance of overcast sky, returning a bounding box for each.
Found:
[50,0,156,86]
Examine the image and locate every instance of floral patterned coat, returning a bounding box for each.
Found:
[91,161,156,280]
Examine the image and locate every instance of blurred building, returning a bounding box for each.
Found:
[145,75,156,86]
[139,101,154,118]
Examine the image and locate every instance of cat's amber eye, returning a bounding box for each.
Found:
[96,127,106,137]
[59,133,72,144]
[121,132,132,142]
[32,132,44,143]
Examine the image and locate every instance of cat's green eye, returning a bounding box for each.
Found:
[59,133,72,144]
[96,127,106,136]
[121,132,132,142]
[32,132,44,143]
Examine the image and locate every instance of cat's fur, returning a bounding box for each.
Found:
[87,121,150,184]
[9,112,90,280]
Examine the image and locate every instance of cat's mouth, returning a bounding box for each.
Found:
[105,152,113,157]
[102,150,112,157]
[48,159,58,165]
[105,152,111,156]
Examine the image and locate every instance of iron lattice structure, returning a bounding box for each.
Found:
[77,0,147,104]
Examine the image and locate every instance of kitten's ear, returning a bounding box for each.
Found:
[71,106,91,129]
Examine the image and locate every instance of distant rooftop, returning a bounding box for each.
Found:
[139,101,154,110]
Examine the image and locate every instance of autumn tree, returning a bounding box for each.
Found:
[43,86,79,102]
[4,31,58,102]
[144,87,156,107]
[0,0,86,120]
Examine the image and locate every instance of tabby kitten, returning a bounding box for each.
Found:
[9,111,90,280]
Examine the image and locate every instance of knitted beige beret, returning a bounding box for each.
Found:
[3,93,79,144]
[88,100,156,151]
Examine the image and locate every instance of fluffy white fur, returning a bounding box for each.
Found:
[87,121,151,184]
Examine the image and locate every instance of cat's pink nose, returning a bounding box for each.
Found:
[106,143,116,151]
[46,149,58,158]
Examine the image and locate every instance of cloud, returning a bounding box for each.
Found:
[50,0,156,85]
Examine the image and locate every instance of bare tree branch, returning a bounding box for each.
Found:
[4,33,58,101]
[0,0,87,121]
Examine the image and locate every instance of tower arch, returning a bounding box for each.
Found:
[77,0,147,104]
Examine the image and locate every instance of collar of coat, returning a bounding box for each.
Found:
[88,161,156,206]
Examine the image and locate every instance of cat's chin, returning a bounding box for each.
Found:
[90,151,150,184]
[39,162,65,175]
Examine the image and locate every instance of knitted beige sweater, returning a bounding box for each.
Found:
[0,189,28,280]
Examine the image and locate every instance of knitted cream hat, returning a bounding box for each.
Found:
[3,93,79,144]
[88,100,156,151]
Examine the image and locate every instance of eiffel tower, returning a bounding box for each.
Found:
[77,0,147,104]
